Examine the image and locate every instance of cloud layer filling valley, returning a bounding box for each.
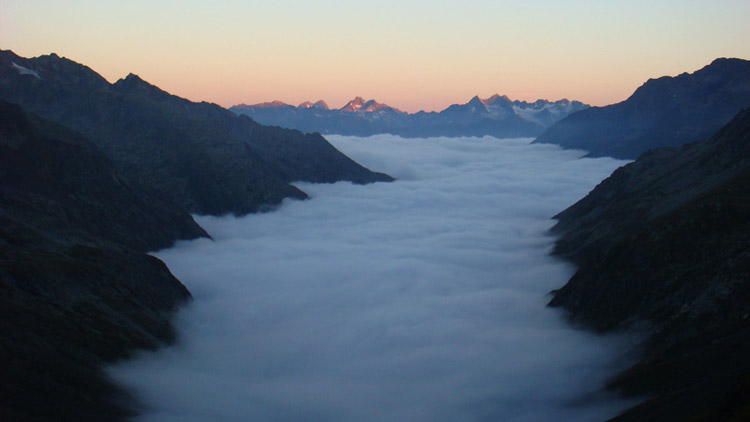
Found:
[109,135,635,422]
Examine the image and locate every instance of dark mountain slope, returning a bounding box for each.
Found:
[0,100,207,250]
[534,58,750,159]
[0,50,392,216]
[0,100,205,421]
[549,109,750,421]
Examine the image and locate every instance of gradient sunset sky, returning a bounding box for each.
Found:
[2,0,749,112]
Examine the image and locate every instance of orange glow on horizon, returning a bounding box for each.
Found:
[2,1,748,114]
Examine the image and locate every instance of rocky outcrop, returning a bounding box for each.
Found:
[0,100,205,421]
[534,58,750,159]
[0,50,393,216]
[549,109,750,421]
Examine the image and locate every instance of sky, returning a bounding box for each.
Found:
[109,135,635,422]
[2,0,748,111]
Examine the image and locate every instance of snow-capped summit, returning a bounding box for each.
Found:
[338,97,401,114]
[298,100,329,110]
[341,96,367,112]
[230,94,589,137]
[510,98,587,126]
[480,94,511,106]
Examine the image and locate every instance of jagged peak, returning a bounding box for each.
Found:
[297,100,330,110]
[481,94,512,106]
[268,100,290,107]
[0,49,21,60]
[3,51,110,88]
[361,99,392,113]
[251,100,292,108]
[339,97,400,113]
[341,96,368,112]
[466,96,488,111]
[113,73,176,100]
[234,100,296,109]
[114,72,152,88]
[123,72,144,82]
[512,98,583,107]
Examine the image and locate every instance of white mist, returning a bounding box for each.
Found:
[109,135,634,421]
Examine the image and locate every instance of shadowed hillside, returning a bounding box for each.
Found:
[0,100,208,421]
[549,108,750,421]
[0,50,393,216]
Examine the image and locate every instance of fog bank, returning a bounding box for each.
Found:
[110,135,634,421]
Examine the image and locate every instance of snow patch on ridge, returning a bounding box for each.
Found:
[512,101,576,125]
[11,62,41,80]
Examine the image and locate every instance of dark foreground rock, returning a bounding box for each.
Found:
[0,100,205,421]
[549,109,750,421]
[534,58,750,160]
[0,50,393,216]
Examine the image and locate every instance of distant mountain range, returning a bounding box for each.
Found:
[231,95,588,138]
[534,58,750,159]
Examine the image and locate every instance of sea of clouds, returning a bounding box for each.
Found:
[109,135,636,422]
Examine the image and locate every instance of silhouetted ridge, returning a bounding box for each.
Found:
[0,49,393,216]
[534,57,750,159]
[112,73,179,102]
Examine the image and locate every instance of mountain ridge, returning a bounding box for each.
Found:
[0,49,393,217]
[534,57,750,159]
[230,94,588,138]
